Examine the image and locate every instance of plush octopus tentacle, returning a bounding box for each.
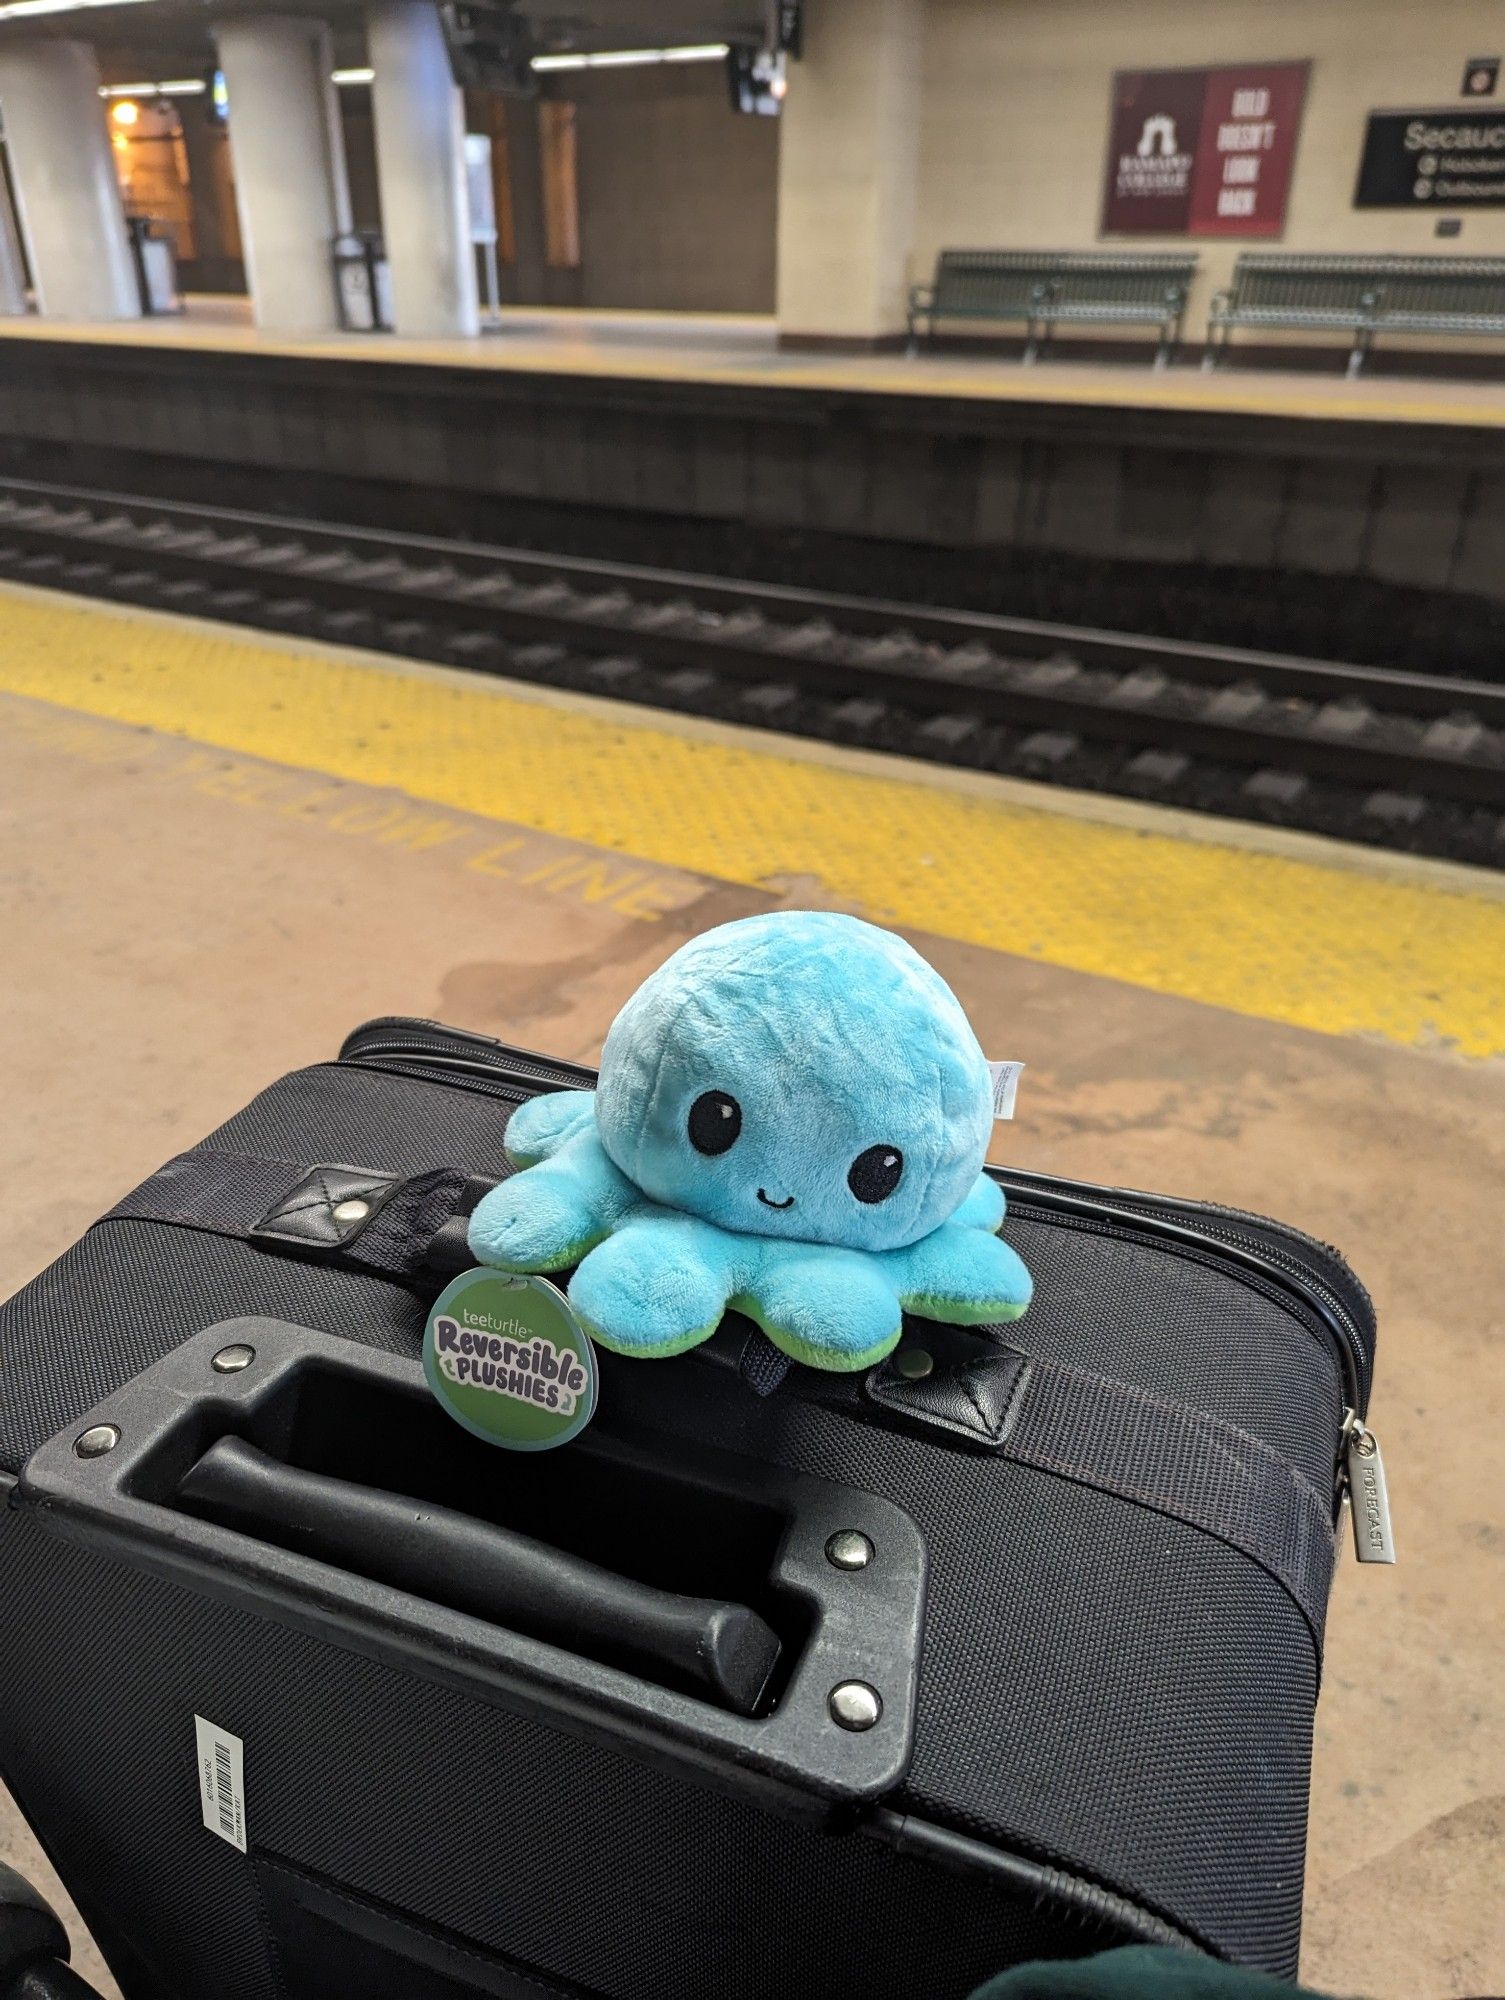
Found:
[470,1123,634,1273]
[504,1088,598,1167]
[741,1240,905,1372]
[878,1219,1032,1324]
[570,1212,749,1358]
[949,1171,1007,1232]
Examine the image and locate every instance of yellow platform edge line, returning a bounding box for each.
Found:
[2,581,1503,1059]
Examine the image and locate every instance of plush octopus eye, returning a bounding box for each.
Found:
[848,1145,904,1204]
[688,1090,742,1156]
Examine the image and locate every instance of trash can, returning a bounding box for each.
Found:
[332,230,393,332]
[125,215,182,316]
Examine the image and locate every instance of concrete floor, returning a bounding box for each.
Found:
[0,613,1501,1997]
[3,296,1505,433]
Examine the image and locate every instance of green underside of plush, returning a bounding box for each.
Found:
[901,1295,1029,1325]
[577,1312,723,1360]
[733,1294,903,1374]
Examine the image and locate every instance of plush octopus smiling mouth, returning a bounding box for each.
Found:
[468,910,1033,1373]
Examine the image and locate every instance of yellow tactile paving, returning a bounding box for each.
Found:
[2,306,1503,432]
[2,581,1503,1058]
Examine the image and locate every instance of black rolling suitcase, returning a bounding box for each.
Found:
[0,1018,1380,2000]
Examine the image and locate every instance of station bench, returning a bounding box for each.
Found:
[1204,252,1505,376]
[906,250,1199,367]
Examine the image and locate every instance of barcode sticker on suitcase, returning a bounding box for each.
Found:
[194,1715,247,1853]
[987,1060,1025,1119]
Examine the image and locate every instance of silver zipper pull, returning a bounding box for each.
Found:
[1341,1408,1396,1564]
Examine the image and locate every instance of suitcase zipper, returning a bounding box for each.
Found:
[338,1017,597,1096]
[997,1178,1374,1417]
[1339,1407,1396,1562]
[996,1170,1375,1407]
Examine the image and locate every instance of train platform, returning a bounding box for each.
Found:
[4,296,1505,432]
[1,579,1502,2000]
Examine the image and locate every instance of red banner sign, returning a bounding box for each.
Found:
[1102,63,1309,237]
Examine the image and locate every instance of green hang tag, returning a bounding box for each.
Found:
[423,1268,597,1452]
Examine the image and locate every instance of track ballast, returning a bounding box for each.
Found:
[0,475,1500,868]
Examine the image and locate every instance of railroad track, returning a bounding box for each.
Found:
[0,475,1501,868]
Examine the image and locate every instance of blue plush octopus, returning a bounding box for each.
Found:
[467,911,1032,1372]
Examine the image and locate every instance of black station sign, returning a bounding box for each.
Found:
[1355,106,1505,207]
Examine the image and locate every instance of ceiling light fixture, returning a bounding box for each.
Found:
[100,79,206,97]
[0,0,155,21]
[531,42,729,72]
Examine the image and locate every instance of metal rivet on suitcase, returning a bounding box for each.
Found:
[825,1530,874,1571]
[211,1344,257,1374]
[892,1347,934,1381]
[74,1424,120,1458]
[829,1682,882,1731]
[332,1198,372,1224]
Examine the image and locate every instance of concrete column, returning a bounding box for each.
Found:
[367,0,479,338]
[0,41,140,320]
[775,0,924,345]
[0,153,27,315]
[215,14,352,332]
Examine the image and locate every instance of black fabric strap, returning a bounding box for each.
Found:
[869,1340,1336,1652]
[102,1147,1335,1643]
[102,1148,790,1395]
[1020,1354,1334,1649]
[105,1149,477,1285]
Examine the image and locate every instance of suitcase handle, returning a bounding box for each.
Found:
[177,1436,783,1716]
[19,1318,926,1821]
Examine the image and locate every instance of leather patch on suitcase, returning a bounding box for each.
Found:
[866,1338,1032,1447]
[251,1165,403,1252]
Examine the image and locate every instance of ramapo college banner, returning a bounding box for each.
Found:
[1102,63,1309,236]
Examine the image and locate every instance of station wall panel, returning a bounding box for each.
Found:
[913,0,1505,357]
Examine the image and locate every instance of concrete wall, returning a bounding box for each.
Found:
[912,0,1505,346]
[563,65,778,314]
[6,336,1504,617]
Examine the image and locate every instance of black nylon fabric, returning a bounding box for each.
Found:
[0,1510,1125,2000]
[0,1054,1354,1986]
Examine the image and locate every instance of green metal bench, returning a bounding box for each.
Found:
[1205,252,1505,376]
[906,250,1199,367]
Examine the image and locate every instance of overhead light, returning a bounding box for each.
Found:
[531,42,729,72]
[99,70,367,98]
[110,97,139,125]
[100,79,206,98]
[0,0,155,19]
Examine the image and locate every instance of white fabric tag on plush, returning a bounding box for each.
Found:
[195,1714,247,1852]
[987,1061,1025,1119]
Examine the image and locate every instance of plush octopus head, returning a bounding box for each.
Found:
[594,912,993,1254]
[469,910,1030,1371]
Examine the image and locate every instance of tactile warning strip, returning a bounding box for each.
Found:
[2,581,1502,1058]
